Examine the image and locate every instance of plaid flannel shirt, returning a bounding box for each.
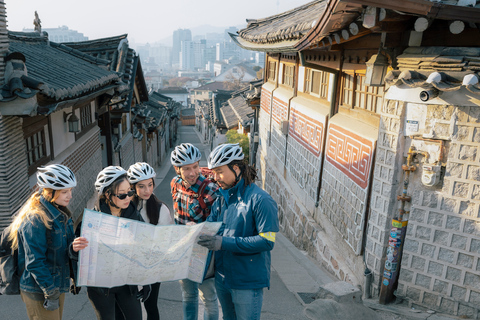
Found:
[170,174,219,225]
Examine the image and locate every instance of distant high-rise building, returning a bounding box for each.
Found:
[172,29,192,67]
[23,25,88,42]
[193,39,206,70]
[180,40,194,71]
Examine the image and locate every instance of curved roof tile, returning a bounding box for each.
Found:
[8,32,120,101]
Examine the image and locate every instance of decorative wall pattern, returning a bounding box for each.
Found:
[261,88,271,114]
[289,106,324,157]
[326,123,375,189]
[272,96,288,125]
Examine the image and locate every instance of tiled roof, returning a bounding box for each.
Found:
[219,80,260,129]
[237,0,324,44]
[196,81,229,91]
[385,47,480,94]
[181,108,195,117]
[62,34,145,108]
[220,102,238,129]
[232,0,480,52]
[157,87,188,94]
[6,32,120,102]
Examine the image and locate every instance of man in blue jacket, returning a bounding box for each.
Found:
[198,143,279,320]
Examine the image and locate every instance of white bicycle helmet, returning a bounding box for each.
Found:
[95,166,127,194]
[208,143,244,169]
[37,164,77,190]
[171,143,202,166]
[127,162,156,184]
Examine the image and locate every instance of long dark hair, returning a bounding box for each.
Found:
[100,174,129,210]
[131,179,162,225]
[229,159,258,186]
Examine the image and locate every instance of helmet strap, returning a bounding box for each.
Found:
[228,164,242,185]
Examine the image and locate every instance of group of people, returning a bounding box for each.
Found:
[8,141,279,320]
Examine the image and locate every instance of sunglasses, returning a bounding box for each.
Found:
[112,190,135,200]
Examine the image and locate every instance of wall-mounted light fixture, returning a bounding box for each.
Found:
[365,44,389,87]
[63,111,80,133]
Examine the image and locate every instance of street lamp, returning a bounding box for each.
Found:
[365,46,389,87]
[63,111,80,133]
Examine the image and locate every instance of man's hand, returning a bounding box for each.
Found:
[43,288,61,311]
[136,285,151,302]
[197,235,223,251]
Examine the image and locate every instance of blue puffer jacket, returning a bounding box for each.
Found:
[207,178,279,289]
[17,196,76,295]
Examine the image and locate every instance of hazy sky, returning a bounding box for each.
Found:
[6,0,309,45]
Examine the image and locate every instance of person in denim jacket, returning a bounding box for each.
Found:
[8,164,87,320]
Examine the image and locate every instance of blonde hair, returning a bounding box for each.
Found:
[8,189,57,250]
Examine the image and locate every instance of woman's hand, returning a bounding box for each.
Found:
[72,237,89,252]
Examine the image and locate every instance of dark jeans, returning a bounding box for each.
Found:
[144,282,161,320]
[87,286,142,320]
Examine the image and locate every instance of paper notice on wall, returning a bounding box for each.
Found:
[405,120,419,135]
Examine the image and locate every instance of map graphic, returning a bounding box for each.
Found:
[77,209,221,287]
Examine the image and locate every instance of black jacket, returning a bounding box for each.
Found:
[74,199,142,296]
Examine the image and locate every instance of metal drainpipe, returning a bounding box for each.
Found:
[379,146,417,304]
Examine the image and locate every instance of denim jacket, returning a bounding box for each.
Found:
[17,195,75,295]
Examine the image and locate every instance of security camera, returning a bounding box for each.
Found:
[419,88,439,102]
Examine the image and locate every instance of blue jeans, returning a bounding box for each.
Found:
[215,274,263,320]
[179,278,218,320]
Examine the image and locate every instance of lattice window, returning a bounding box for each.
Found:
[340,72,383,113]
[282,64,295,88]
[268,61,276,81]
[311,70,329,99]
[304,68,312,93]
[80,104,92,129]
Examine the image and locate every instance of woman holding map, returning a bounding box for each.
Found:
[74,165,150,320]
[127,162,173,320]
[8,164,85,320]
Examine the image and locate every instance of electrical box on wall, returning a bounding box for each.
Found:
[422,165,442,187]
[281,120,289,135]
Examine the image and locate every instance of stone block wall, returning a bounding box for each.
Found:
[120,135,135,168]
[0,116,29,228]
[132,137,143,164]
[396,105,480,319]
[62,131,102,220]
[317,160,369,254]
[364,100,406,297]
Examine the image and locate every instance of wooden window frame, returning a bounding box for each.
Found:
[340,72,383,114]
[268,61,276,82]
[282,64,295,88]
[23,116,49,176]
[74,103,97,140]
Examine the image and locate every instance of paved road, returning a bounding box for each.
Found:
[0,125,308,320]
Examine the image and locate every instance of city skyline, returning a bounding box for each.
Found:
[6,0,310,44]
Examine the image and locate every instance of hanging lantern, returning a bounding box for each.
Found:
[365,49,389,87]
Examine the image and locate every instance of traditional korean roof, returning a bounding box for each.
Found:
[231,0,480,53]
[385,46,480,94]
[196,81,230,91]
[2,32,121,106]
[62,34,148,109]
[157,87,188,94]
[220,80,261,129]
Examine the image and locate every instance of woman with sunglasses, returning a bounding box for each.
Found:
[74,166,149,320]
[127,162,173,320]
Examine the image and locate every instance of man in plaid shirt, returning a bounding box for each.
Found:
[170,143,219,320]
